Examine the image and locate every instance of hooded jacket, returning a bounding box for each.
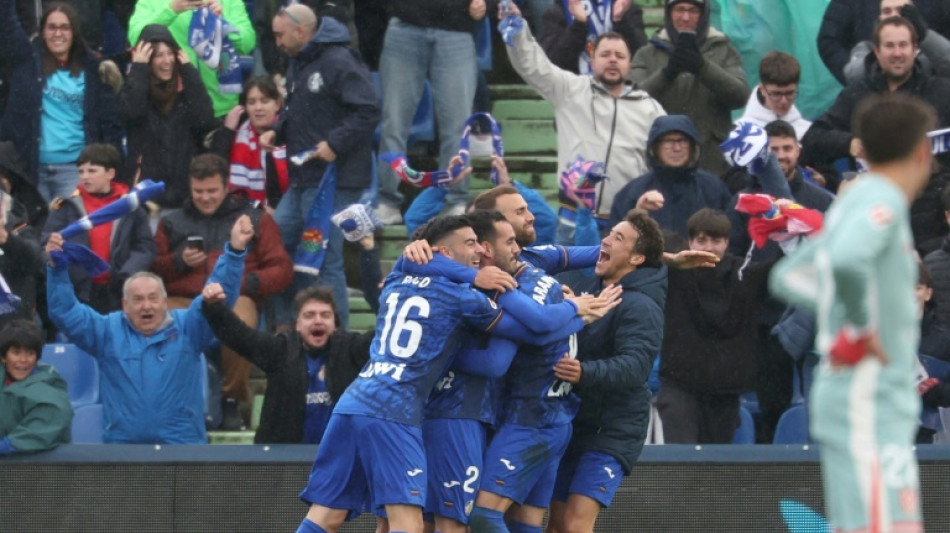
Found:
[276,17,379,189]
[738,85,812,141]
[661,254,772,394]
[506,24,665,217]
[556,264,667,474]
[127,0,257,117]
[630,0,748,175]
[609,115,731,239]
[153,194,292,302]
[119,25,217,207]
[202,300,371,443]
[43,182,157,310]
[0,0,122,183]
[0,364,73,454]
[46,244,246,444]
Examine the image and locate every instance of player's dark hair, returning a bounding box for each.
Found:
[421,215,473,247]
[78,143,122,171]
[473,185,520,211]
[758,51,801,86]
[593,31,630,57]
[764,119,797,140]
[0,319,45,360]
[624,208,664,268]
[853,93,936,165]
[293,286,340,328]
[687,208,732,240]
[873,16,918,48]
[467,210,508,243]
[189,153,230,185]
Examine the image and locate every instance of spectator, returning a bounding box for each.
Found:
[549,208,666,532]
[0,319,73,456]
[843,0,950,85]
[538,0,647,74]
[153,154,292,430]
[609,115,731,240]
[45,215,254,443]
[802,16,950,255]
[0,142,47,233]
[915,262,950,443]
[202,284,370,444]
[657,208,776,443]
[0,2,122,202]
[728,120,834,442]
[253,0,356,76]
[817,0,950,85]
[503,3,665,244]
[924,187,950,328]
[42,144,156,314]
[375,0,488,224]
[260,4,378,329]
[739,51,812,140]
[629,0,749,175]
[119,25,217,212]
[210,75,289,213]
[128,0,257,118]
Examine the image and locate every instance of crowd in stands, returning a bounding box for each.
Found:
[0,0,948,476]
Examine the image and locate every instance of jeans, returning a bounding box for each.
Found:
[272,185,364,329]
[37,163,80,202]
[378,17,477,208]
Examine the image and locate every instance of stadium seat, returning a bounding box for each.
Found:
[370,72,436,148]
[41,343,99,407]
[71,403,104,444]
[740,391,760,415]
[733,406,755,444]
[773,405,811,444]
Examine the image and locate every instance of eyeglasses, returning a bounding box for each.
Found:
[44,23,72,34]
[278,5,302,25]
[764,88,798,101]
[660,137,691,147]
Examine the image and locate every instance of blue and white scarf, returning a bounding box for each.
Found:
[294,164,338,276]
[188,7,242,94]
[562,0,613,74]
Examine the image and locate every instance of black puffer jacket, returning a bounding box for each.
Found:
[925,238,950,328]
[119,25,217,207]
[202,300,371,444]
[556,265,667,474]
[391,0,484,33]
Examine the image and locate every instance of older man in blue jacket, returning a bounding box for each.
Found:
[44,215,254,444]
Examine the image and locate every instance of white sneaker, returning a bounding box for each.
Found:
[376,202,403,225]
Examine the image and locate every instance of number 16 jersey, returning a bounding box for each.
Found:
[334,271,504,427]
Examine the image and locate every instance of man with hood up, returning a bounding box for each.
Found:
[629,0,748,175]
[260,4,379,328]
[608,115,731,240]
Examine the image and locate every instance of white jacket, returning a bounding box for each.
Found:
[507,26,665,216]
[739,85,812,141]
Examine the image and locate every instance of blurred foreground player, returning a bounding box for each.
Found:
[770,93,932,533]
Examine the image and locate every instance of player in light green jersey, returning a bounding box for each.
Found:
[770,93,934,533]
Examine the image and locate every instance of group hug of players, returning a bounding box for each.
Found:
[294,186,685,533]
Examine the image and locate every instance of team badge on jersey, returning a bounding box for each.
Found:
[308,72,324,93]
[868,205,894,228]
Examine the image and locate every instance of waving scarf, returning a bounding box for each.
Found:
[562,0,613,74]
[294,164,337,276]
[230,120,289,206]
[188,7,242,94]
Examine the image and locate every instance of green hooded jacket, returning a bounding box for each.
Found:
[0,364,73,453]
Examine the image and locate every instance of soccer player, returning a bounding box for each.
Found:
[770,93,933,533]
[296,215,608,533]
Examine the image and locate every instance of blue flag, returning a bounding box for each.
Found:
[294,164,338,276]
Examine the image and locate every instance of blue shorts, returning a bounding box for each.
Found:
[299,414,427,516]
[551,451,625,507]
[480,423,572,508]
[422,418,487,524]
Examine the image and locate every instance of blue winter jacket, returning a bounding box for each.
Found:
[46,245,245,444]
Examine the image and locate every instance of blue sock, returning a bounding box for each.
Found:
[295,518,328,533]
[468,507,509,533]
[507,521,542,533]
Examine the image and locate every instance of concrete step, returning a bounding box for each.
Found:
[493,99,555,121]
[489,84,544,100]
[500,119,558,154]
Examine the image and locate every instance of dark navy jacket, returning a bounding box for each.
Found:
[609,115,731,240]
[277,17,379,189]
[557,265,667,474]
[0,0,122,182]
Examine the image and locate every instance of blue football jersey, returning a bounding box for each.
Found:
[500,265,581,428]
[425,331,502,425]
[334,271,503,426]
